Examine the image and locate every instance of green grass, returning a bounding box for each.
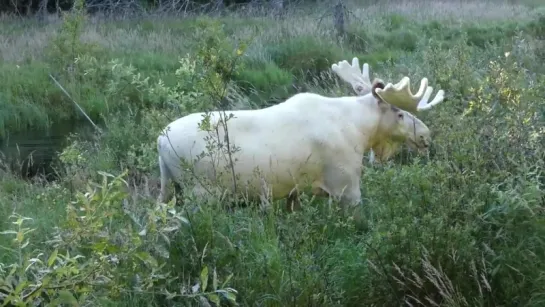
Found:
[1,0,545,305]
[1,1,543,138]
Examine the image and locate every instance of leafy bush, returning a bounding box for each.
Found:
[2,3,545,306]
[0,171,238,305]
[464,23,519,48]
[525,13,545,39]
[359,160,545,306]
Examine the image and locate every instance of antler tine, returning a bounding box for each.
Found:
[331,57,372,96]
[417,86,445,111]
[374,76,446,113]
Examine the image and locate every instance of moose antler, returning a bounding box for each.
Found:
[374,76,445,113]
[331,57,372,96]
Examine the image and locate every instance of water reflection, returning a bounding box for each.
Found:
[0,120,95,180]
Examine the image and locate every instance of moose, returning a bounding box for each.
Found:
[156,57,445,216]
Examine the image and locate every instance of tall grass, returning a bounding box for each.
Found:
[1,0,545,305]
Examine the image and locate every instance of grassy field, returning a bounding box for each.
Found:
[1,0,545,305]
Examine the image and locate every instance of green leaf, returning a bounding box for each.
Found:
[50,290,79,306]
[105,244,122,254]
[167,196,176,206]
[21,239,30,249]
[0,230,17,235]
[213,267,218,291]
[224,291,236,303]
[200,265,209,292]
[221,273,233,288]
[207,293,220,306]
[48,249,58,267]
[16,231,24,243]
[135,252,158,267]
[13,280,29,296]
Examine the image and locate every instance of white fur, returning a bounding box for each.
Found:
[157,58,444,213]
[332,57,441,165]
[157,92,392,210]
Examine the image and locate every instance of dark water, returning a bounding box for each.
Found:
[0,120,95,180]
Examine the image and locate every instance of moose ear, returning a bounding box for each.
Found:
[371,78,386,102]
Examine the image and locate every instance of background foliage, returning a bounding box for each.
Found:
[1,0,545,306]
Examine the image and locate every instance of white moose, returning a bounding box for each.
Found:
[156,57,445,216]
[331,58,444,164]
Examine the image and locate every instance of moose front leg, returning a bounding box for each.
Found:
[286,191,301,213]
[322,163,363,210]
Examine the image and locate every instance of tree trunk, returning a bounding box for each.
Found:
[334,0,346,38]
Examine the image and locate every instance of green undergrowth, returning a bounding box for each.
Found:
[2,9,545,137]
[1,2,545,306]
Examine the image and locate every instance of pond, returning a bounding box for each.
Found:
[0,120,96,181]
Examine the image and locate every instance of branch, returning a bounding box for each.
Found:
[49,74,103,134]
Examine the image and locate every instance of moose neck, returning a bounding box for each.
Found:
[349,94,388,155]
[370,141,401,163]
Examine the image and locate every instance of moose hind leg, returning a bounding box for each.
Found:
[158,156,171,203]
[173,181,184,206]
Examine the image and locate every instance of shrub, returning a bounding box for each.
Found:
[0,171,238,306]
[464,23,518,48]
[2,3,545,306]
[267,35,344,81]
[525,13,545,39]
[358,160,545,306]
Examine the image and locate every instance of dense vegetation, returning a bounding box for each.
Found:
[1,0,545,305]
[1,0,288,16]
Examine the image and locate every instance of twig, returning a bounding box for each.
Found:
[316,10,333,29]
[316,0,356,33]
[48,74,103,134]
[363,240,404,304]
[217,53,243,195]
